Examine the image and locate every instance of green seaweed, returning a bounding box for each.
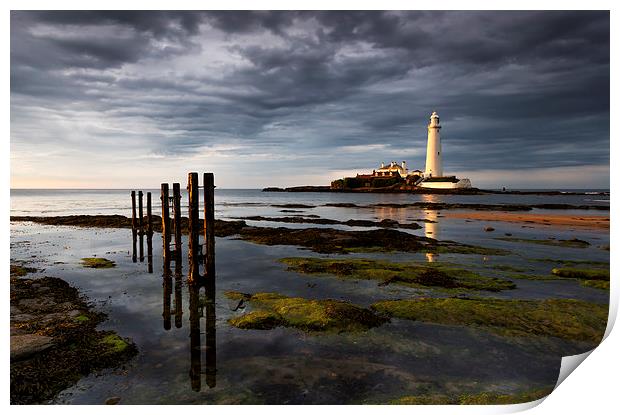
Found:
[391,387,552,405]
[431,245,510,256]
[74,315,90,322]
[371,297,607,343]
[504,273,565,281]
[99,334,130,353]
[81,257,116,268]
[489,264,526,273]
[10,264,37,277]
[551,267,609,280]
[533,258,609,267]
[280,257,516,292]
[580,280,610,290]
[226,291,387,333]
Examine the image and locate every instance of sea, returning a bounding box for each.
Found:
[9,188,610,404]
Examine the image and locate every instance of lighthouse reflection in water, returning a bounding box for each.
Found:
[422,194,440,263]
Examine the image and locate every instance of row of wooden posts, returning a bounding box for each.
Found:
[131,172,217,391]
[131,172,216,284]
[130,190,153,272]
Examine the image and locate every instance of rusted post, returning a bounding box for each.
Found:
[187,172,200,284]
[131,190,137,232]
[173,183,182,272]
[203,173,215,279]
[161,183,171,269]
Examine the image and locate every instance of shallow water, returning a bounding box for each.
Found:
[9,190,609,404]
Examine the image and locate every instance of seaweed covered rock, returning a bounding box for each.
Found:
[372,297,608,343]
[81,257,116,268]
[10,215,247,237]
[551,267,609,280]
[226,291,387,333]
[391,387,552,405]
[240,227,507,255]
[280,258,516,292]
[10,276,137,404]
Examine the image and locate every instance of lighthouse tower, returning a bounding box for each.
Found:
[424,111,443,177]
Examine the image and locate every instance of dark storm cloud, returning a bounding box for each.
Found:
[10,10,609,185]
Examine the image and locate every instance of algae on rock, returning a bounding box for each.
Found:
[551,267,609,280]
[226,291,387,333]
[390,387,552,405]
[280,257,516,292]
[81,257,116,269]
[372,297,607,343]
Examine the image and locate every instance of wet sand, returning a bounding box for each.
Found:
[443,211,609,230]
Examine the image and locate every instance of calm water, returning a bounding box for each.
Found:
[10,188,610,218]
[10,189,610,404]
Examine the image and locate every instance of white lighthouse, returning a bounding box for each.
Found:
[418,111,472,189]
[425,111,443,178]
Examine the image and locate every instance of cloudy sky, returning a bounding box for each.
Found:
[10,11,609,189]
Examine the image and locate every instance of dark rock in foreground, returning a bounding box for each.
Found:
[10,266,136,404]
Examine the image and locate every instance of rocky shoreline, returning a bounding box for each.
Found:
[262,186,609,196]
[10,265,137,404]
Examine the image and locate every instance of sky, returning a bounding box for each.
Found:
[10,11,610,189]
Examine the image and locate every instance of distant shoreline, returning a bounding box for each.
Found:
[262,186,609,196]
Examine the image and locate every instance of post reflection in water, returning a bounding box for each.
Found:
[147,232,153,273]
[162,270,172,331]
[188,277,217,391]
[174,273,183,329]
[139,231,144,262]
[132,230,154,273]
[160,246,216,391]
[131,230,137,263]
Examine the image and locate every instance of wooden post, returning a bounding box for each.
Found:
[138,191,144,262]
[138,191,144,232]
[203,173,215,278]
[173,183,182,272]
[161,183,171,269]
[187,172,199,284]
[131,190,137,232]
[146,192,153,273]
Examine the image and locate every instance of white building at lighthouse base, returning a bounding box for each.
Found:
[418,177,472,189]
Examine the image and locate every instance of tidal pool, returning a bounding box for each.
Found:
[9,215,608,404]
